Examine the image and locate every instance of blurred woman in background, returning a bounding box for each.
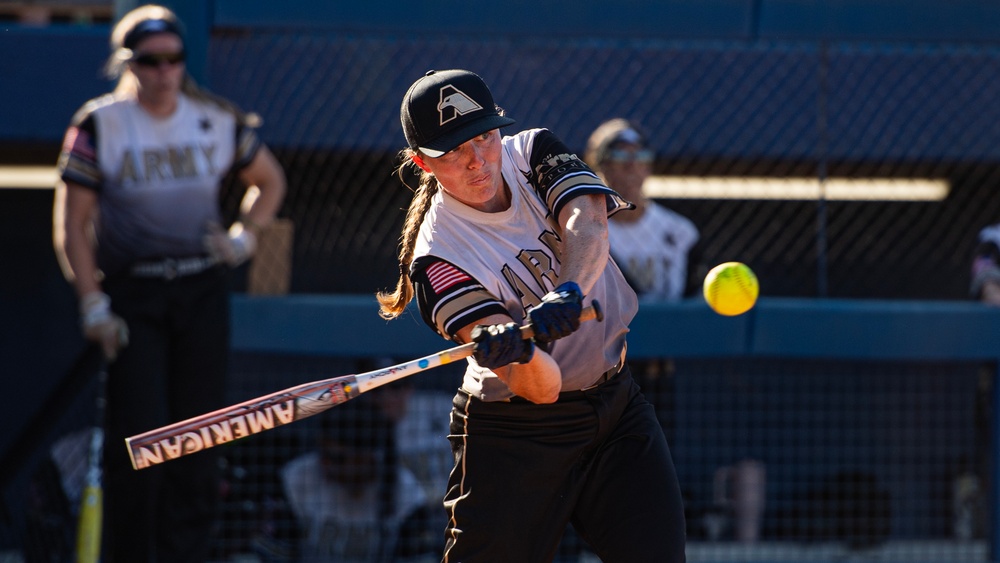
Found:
[54,4,286,561]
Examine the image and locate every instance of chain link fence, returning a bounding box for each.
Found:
[6,27,1000,563]
[210,33,1000,299]
[208,31,998,562]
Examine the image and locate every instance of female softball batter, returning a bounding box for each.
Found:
[378,69,686,562]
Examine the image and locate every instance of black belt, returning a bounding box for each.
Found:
[581,361,624,391]
[129,256,218,280]
[581,342,627,391]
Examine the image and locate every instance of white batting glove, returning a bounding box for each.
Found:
[203,221,257,267]
[80,292,129,361]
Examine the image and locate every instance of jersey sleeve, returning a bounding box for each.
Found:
[58,112,101,191]
[411,256,508,340]
[527,129,633,219]
[233,122,262,171]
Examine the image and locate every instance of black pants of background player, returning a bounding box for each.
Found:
[102,267,230,563]
[444,364,687,563]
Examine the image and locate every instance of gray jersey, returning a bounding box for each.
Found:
[608,202,699,301]
[410,128,638,401]
[58,92,260,275]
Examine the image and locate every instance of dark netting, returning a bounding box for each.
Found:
[207,33,1000,299]
[207,32,1000,562]
[8,352,991,562]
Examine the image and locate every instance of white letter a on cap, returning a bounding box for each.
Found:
[438,85,483,125]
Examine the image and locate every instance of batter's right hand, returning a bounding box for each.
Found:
[80,292,129,361]
[527,281,583,344]
[471,322,535,370]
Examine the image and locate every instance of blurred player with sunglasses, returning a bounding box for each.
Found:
[54,4,286,561]
[585,118,703,303]
[971,223,1000,304]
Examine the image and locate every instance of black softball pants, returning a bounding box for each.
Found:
[101,268,229,563]
[442,365,687,563]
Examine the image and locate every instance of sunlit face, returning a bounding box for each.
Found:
[413,130,507,212]
[599,142,652,202]
[128,33,185,98]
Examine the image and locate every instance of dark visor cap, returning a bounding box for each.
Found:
[401,69,515,157]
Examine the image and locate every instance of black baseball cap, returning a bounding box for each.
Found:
[401,69,516,158]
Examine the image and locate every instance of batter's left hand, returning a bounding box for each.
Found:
[471,322,535,369]
[527,281,583,344]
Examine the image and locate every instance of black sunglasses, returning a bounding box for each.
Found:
[132,51,186,67]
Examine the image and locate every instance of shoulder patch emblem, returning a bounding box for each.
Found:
[426,261,471,294]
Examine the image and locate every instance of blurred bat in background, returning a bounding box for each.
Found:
[76,365,107,563]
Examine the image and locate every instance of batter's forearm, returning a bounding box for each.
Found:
[500,350,562,404]
[557,194,609,294]
[457,314,563,404]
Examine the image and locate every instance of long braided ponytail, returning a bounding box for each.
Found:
[377,150,440,319]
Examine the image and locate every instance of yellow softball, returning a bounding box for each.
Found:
[703,262,759,316]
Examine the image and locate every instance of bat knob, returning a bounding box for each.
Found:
[591,300,603,322]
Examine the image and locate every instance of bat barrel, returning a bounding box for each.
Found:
[126,301,603,470]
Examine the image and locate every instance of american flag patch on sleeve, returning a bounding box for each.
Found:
[63,126,96,160]
[426,261,471,294]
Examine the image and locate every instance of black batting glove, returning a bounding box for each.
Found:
[471,322,535,370]
[527,281,584,344]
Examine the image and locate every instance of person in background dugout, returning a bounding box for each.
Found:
[53,4,286,561]
[281,398,436,563]
[377,69,686,562]
[971,223,1000,305]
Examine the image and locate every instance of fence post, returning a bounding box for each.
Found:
[993,361,1000,561]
